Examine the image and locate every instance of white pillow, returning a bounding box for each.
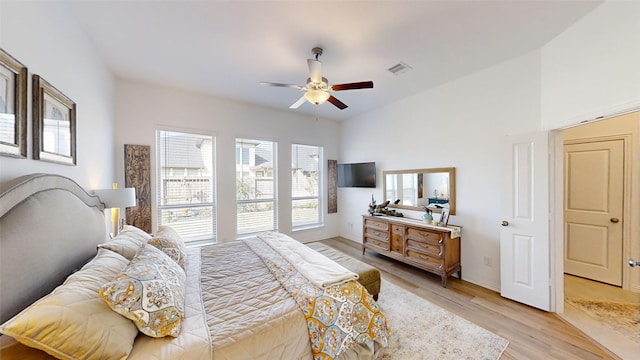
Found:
[98,225,151,260]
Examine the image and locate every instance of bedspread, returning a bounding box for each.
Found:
[246,237,390,360]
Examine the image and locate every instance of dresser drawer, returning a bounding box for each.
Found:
[406,227,442,244]
[406,239,442,258]
[364,218,388,231]
[406,248,443,268]
[364,227,389,241]
[364,237,390,251]
[391,224,404,234]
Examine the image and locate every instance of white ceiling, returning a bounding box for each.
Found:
[66,0,603,121]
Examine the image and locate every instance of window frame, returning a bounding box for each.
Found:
[291,143,324,230]
[235,138,278,236]
[155,128,217,244]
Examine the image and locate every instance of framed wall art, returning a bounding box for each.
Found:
[0,48,27,158]
[328,159,337,213]
[32,75,76,165]
[125,144,152,233]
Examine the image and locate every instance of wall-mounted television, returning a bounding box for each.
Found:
[337,162,376,188]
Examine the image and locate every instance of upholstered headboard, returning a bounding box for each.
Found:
[0,174,107,323]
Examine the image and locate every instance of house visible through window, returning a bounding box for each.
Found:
[292,143,323,229]
[156,130,216,243]
[236,138,277,235]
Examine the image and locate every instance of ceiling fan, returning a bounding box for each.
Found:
[260,47,373,110]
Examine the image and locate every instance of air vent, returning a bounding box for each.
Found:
[387,61,413,75]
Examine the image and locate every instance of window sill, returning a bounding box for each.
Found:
[292,224,324,232]
[185,238,216,248]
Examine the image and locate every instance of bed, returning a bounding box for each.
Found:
[0,174,389,360]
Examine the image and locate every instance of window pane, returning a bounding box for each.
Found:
[292,144,322,228]
[292,198,319,227]
[156,130,216,242]
[157,206,213,238]
[236,138,276,235]
[237,201,276,234]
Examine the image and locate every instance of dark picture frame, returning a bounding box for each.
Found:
[33,75,76,165]
[0,48,27,158]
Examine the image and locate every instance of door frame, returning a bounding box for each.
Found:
[550,112,639,313]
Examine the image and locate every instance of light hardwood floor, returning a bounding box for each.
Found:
[562,275,639,360]
[318,237,619,360]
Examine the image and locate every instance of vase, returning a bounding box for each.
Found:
[422,213,433,223]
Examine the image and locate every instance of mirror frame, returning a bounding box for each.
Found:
[383,167,456,215]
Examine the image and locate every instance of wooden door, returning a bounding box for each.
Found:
[500,132,550,311]
[564,139,624,286]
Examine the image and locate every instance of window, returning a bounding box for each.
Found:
[236,138,277,235]
[292,144,323,229]
[156,130,216,242]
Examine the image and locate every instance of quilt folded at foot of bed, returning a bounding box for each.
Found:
[246,236,390,360]
[256,231,359,289]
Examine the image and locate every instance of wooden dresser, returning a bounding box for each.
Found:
[362,215,461,287]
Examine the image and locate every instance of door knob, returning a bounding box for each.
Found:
[501,221,509,227]
[630,259,639,267]
[610,218,619,223]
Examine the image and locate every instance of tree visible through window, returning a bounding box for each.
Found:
[156,130,216,242]
[292,144,323,229]
[236,138,277,235]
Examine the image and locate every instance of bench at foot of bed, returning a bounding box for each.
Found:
[306,242,381,300]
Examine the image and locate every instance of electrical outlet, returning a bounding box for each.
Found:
[347,222,354,232]
[483,256,492,267]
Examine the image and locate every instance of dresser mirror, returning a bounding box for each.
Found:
[383,167,456,214]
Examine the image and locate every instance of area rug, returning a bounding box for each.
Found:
[565,297,639,343]
[376,279,509,359]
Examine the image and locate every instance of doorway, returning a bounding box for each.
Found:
[558,112,640,360]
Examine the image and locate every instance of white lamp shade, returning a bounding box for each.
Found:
[304,90,330,105]
[93,188,137,208]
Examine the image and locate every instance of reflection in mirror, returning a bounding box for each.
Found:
[384,167,456,215]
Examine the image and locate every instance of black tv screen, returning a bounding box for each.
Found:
[337,162,376,188]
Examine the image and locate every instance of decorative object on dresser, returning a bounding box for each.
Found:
[124,144,151,233]
[0,48,27,158]
[32,75,76,165]
[362,215,461,287]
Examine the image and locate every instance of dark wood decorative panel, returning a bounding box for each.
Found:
[125,144,151,233]
[328,159,337,213]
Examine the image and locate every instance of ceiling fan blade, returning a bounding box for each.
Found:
[331,81,374,91]
[327,95,348,110]
[260,82,304,90]
[289,95,307,109]
[307,59,322,84]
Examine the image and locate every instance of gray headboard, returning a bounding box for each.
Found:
[0,174,107,323]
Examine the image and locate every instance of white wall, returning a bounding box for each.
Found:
[339,0,640,292]
[340,52,543,290]
[115,80,340,243]
[541,1,640,128]
[0,1,114,190]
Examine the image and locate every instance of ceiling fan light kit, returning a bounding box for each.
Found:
[261,47,373,111]
[304,89,330,105]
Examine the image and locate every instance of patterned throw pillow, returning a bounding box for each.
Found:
[98,225,152,260]
[99,244,186,338]
[148,225,187,270]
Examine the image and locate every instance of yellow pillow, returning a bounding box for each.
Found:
[0,249,138,360]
